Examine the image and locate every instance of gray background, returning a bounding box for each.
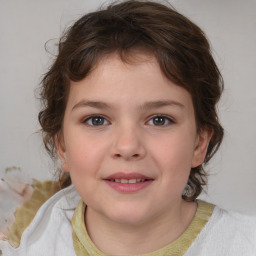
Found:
[1,0,256,214]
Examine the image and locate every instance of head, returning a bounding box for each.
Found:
[38,0,224,201]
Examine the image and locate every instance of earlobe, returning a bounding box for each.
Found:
[192,128,213,168]
[55,133,69,173]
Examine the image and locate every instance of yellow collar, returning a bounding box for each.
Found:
[72,200,214,256]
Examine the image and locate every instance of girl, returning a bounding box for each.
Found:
[1,1,256,255]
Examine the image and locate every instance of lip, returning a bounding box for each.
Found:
[103,172,154,193]
[104,172,153,180]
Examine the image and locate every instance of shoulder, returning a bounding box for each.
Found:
[186,203,256,256]
[212,206,256,237]
[8,180,59,248]
[1,184,80,256]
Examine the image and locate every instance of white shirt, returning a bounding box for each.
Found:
[1,185,256,256]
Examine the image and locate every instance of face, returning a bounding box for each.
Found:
[56,53,211,226]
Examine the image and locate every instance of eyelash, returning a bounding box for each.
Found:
[82,114,174,127]
[147,115,174,126]
[82,115,110,126]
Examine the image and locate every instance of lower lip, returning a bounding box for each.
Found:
[104,180,153,193]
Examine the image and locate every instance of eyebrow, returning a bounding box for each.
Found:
[140,100,184,110]
[72,100,110,111]
[72,100,184,111]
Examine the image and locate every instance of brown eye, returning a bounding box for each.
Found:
[147,115,173,126]
[153,116,166,126]
[84,115,109,126]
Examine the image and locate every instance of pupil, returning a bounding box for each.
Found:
[153,117,165,125]
[92,117,104,125]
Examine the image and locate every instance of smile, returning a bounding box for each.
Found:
[108,178,148,184]
[104,172,154,193]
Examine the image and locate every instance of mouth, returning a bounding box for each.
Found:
[103,172,154,193]
[105,178,152,184]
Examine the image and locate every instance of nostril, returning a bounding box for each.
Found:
[113,153,140,159]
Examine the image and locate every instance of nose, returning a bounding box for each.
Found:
[110,125,146,161]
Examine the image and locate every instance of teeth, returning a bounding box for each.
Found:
[112,179,147,183]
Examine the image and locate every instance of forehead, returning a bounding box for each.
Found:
[67,53,193,111]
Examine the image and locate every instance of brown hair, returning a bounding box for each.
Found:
[38,0,224,201]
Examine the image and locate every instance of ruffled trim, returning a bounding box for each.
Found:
[8,180,59,248]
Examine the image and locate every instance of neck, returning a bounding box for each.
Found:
[85,200,197,255]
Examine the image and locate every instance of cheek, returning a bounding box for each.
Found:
[149,132,196,191]
[65,134,107,175]
[152,134,195,171]
[64,136,108,202]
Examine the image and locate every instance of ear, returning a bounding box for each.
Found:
[192,127,213,168]
[55,133,69,173]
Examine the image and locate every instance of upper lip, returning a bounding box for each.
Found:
[104,172,153,180]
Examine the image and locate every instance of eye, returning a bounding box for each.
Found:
[83,115,110,126]
[147,115,174,126]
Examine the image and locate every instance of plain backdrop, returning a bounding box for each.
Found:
[1,0,256,214]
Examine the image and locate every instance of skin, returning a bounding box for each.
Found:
[56,53,212,255]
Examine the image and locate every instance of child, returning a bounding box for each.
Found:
[1,0,256,255]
